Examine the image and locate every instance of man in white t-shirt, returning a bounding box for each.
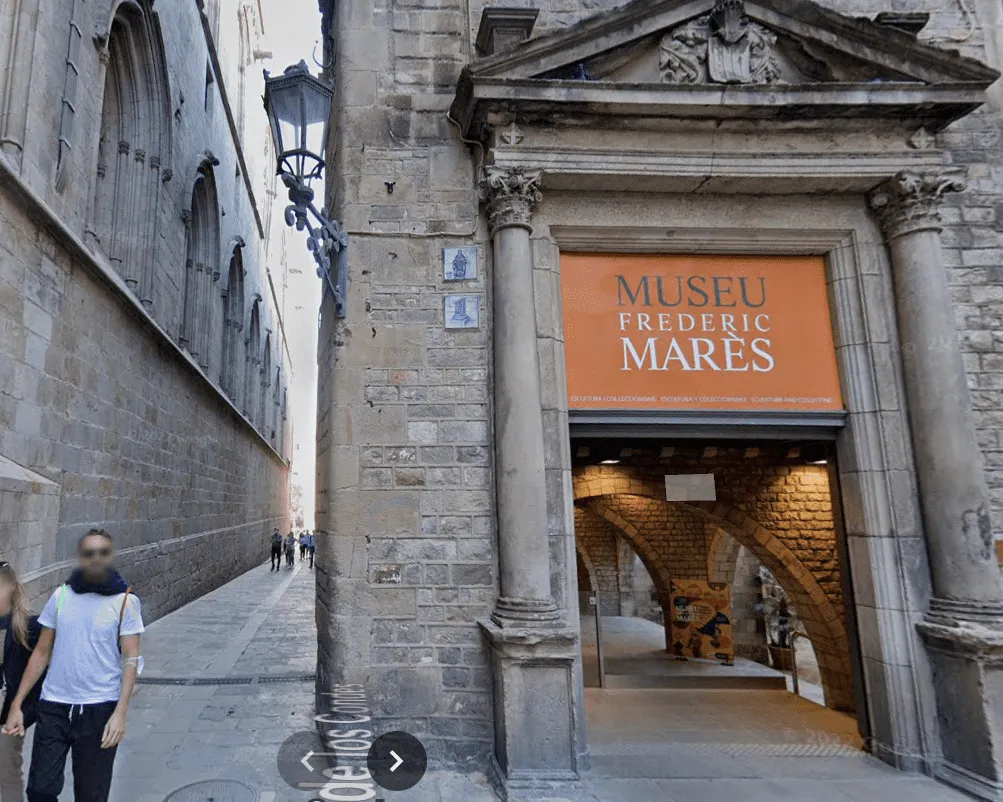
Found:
[3,529,144,802]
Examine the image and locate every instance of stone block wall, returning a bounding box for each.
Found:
[0,0,290,622]
[316,0,499,769]
[0,455,60,609]
[0,186,288,620]
[573,507,622,614]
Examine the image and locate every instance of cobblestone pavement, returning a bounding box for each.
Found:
[32,561,974,802]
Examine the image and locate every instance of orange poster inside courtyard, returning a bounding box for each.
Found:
[561,254,843,411]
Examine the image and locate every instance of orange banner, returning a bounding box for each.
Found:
[561,253,843,411]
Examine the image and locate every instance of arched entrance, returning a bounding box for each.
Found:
[572,453,859,721]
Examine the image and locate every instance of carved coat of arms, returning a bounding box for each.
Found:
[660,0,781,85]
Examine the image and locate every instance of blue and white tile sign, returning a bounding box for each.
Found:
[443,246,478,281]
[444,295,480,329]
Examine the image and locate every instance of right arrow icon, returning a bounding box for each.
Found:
[367,731,428,792]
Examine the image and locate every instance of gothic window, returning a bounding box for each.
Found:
[180,162,220,371]
[280,387,287,455]
[89,0,171,311]
[244,300,261,420]
[260,335,272,433]
[271,368,281,445]
[221,245,245,400]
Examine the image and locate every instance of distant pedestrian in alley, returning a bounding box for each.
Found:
[284,533,296,569]
[298,532,307,563]
[305,532,316,569]
[0,562,43,802]
[270,528,283,571]
[5,529,143,802]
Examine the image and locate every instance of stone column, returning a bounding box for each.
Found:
[870,170,1003,801]
[869,171,1003,612]
[480,165,559,626]
[477,165,582,791]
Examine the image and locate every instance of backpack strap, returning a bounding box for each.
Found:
[117,588,131,653]
[118,588,131,634]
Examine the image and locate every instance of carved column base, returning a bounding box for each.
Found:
[918,612,1003,800]
[479,620,582,800]
[491,596,562,628]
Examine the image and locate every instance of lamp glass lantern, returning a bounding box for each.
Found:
[263,61,333,186]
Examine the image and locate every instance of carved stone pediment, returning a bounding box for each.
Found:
[541,2,917,86]
[451,0,999,140]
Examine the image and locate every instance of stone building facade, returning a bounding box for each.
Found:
[316,0,1003,798]
[0,0,291,618]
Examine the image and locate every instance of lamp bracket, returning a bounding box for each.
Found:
[280,171,347,318]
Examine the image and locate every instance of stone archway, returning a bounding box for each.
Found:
[573,470,854,711]
[685,501,854,711]
[580,500,670,601]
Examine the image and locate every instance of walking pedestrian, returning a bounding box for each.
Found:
[298,532,307,563]
[284,533,296,569]
[306,532,316,569]
[0,562,43,802]
[4,529,144,802]
[270,528,283,571]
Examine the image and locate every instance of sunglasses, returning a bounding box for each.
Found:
[80,548,112,559]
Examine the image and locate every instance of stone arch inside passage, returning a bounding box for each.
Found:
[573,471,855,712]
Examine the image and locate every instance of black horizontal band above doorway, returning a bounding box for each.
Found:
[568,409,847,441]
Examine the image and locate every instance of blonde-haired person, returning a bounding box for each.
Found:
[0,562,42,801]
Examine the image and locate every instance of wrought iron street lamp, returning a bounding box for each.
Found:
[263,61,347,316]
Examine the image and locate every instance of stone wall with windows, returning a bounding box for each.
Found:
[0,0,291,621]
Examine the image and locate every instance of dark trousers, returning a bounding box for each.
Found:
[285,549,294,567]
[27,700,118,802]
[271,546,282,569]
[299,544,306,560]
[308,547,315,568]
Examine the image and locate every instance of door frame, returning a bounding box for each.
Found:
[532,196,938,772]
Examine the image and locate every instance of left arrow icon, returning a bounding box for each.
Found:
[389,750,403,773]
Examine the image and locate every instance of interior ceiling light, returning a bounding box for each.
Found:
[600,459,620,465]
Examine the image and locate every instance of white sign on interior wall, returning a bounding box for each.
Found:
[665,474,717,502]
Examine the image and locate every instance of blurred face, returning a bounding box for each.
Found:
[78,535,114,578]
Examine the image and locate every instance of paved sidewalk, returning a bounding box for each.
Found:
[110,560,319,802]
[31,561,975,802]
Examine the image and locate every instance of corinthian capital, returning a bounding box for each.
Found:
[478,166,542,235]
[868,170,966,240]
